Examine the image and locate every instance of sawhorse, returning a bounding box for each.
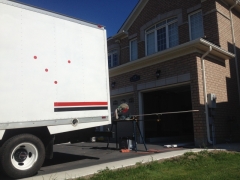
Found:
[107,119,147,152]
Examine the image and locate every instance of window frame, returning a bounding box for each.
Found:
[108,50,118,68]
[129,38,138,61]
[145,16,178,56]
[188,9,204,40]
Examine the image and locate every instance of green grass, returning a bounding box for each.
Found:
[78,150,240,180]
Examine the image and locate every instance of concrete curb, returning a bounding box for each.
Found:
[21,148,211,180]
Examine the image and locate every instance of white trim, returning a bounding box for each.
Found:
[129,38,138,61]
[144,32,147,56]
[201,46,213,144]
[188,9,204,40]
[145,17,178,56]
[155,29,157,53]
[0,130,5,140]
[108,50,119,68]
[166,24,170,50]
[140,9,182,42]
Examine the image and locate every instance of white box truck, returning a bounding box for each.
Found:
[0,0,111,178]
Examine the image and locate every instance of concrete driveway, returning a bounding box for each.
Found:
[0,141,188,180]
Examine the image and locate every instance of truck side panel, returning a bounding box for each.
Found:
[0,2,110,128]
[0,1,111,178]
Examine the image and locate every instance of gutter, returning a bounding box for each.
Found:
[229,0,240,104]
[199,38,234,57]
[201,46,213,144]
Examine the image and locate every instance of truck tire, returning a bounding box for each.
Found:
[0,134,45,179]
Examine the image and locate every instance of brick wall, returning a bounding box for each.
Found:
[109,0,219,66]
[199,56,239,143]
[215,0,240,78]
[108,0,240,67]
[110,53,202,144]
[107,0,240,145]
[215,0,240,141]
[215,1,232,50]
[203,12,220,46]
[109,51,238,145]
[232,6,240,83]
[129,0,203,59]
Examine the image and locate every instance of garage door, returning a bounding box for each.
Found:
[143,85,194,143]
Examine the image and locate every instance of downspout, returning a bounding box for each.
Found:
[201,46,213,144]
[229,1,240,104]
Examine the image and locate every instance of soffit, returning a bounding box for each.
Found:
[109,38,235,77]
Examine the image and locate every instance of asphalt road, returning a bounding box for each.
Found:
[0,142,187,180]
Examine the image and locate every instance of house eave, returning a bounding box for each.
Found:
[111,31,128,40]
[109,38,235,77]
[223,0,240,13]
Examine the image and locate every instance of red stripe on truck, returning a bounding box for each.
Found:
[54,102,108,107]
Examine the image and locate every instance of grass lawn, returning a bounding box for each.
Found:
[78,150,240,180]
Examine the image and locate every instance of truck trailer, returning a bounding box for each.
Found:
[0,0,111,178]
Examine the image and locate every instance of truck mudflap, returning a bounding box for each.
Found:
[0,130,5,140]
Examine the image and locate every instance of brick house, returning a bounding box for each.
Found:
[107,0,240,146]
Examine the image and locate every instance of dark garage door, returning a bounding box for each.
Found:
[143,85,194,142]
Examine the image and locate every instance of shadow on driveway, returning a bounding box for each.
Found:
[43,152,99,167]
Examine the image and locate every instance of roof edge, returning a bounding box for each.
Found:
[117,0,149,34]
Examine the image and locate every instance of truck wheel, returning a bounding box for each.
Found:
[0,134,45,179]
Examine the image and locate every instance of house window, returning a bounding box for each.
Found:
[108,50,118,68]
[145,17,178,56]
[189,10,204,40]
[130,39,138,61]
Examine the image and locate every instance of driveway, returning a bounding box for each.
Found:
[1,142,239,180]
[0,141,188,180]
